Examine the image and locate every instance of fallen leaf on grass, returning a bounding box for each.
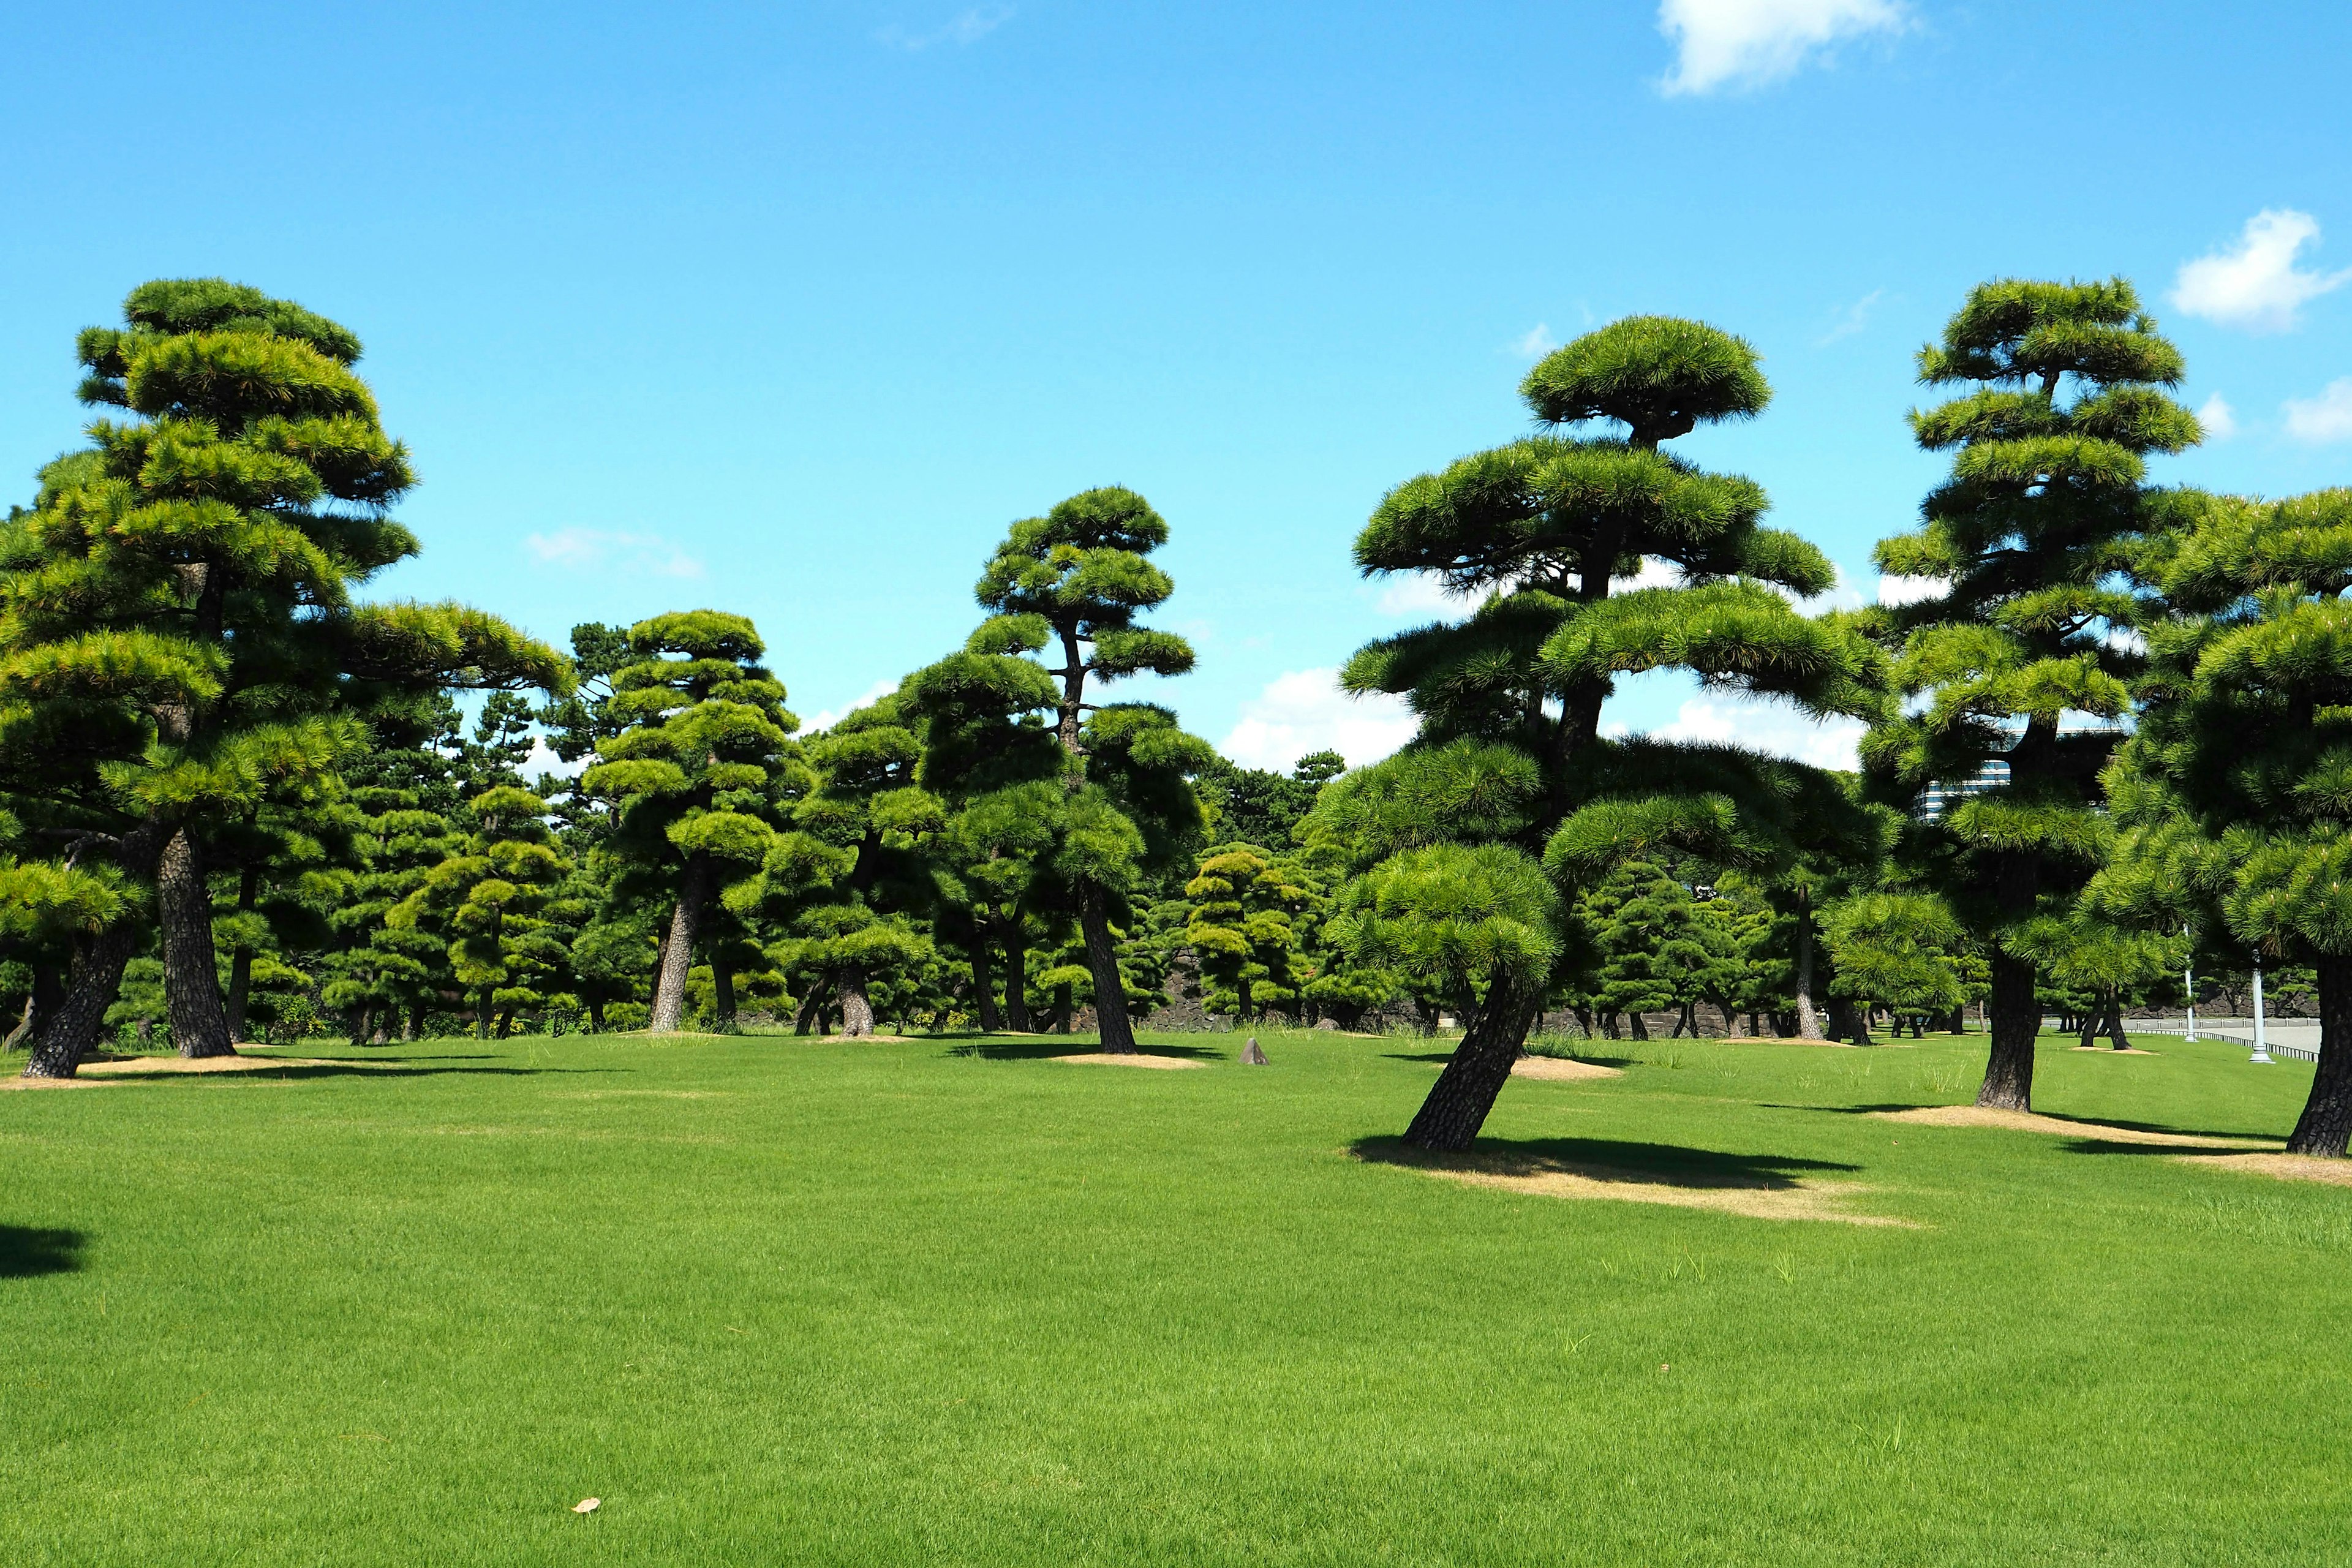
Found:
[574,1498,601,1513]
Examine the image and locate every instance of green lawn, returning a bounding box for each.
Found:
[3,1027,2348,1566]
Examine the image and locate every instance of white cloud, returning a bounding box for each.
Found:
[2285,379,2352,444]
[524,528,704,579]
[1510,323,1557,358]
[2173,209,2351,333]
[803,678,900,735]
[1612,558,1684,593]
[521,736,584,780]
[1220,669,1416,773]
[1876,573,1945,606]
[1649,693,1866,770]
[878,5,1012,50]
[1374,572,1477,619]
[1816,288,1884,345]
[1657,0,1907,96]
[2197,393,2238,441]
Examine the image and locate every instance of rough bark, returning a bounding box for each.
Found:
[1793,908,1823,1041]
[6,965,61,1051]
[21,919,141,1079]
[1401,982,1543,1152]
[1001,923,1032,1031]
[969,939,1003,1032]
[834,967,875,1037]
[159,826,236,1058]
[477,983,496,1040]
[2287,953,2352,1156]
[224,865,258,1041]
[1077,880,1136,1054]
[1976,952,2039,1110]
[649,850,712,1033]
[712,954,736,1031]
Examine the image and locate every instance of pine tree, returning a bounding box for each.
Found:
[1183,843,1313,1022]
[582,611,798,1033]
[1338,315,1886,1147]
[1861,278,2198,1110]
[1,279,566,1077]
[967,488,1204,1052]
[390,782,570,1037]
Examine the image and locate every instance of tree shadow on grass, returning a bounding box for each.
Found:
[944,1038,1225,1063]
[82,1061,619,1083]
[0,1226,87,1278]
[1352,1134,1859,1189]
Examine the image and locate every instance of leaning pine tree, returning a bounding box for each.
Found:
[1335,315,1886,1148]
[1860,278,2198,1112]
[584,612,799,1034]
[0,279,567,1077]
[965,488,1202,1052]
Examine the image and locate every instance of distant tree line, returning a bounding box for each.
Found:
[6,276,2351,1158]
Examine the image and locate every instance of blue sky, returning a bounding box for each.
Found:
[4,1,2350,771]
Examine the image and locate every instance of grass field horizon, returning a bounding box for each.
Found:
[5,1025,2348,1565]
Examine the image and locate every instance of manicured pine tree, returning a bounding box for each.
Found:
[1183,843,1313,1022]
[2,279,566,1077]
[1338,316,1886,1147]
[583,611,798,1034]
[967,488,1203,1053]
[390,782,570,1038]
[2091,486,2352,1154]
[1861,278,2198,1111]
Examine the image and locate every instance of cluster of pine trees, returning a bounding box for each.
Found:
[5,276,2350,1159]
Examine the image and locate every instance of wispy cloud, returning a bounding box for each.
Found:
[2284,379,2352,445]
[1374,572,1477,619]
[803,678,900,735]
[1509,323,1557,358]
[1657,0,1908,97]
[2173,209,2352,333]
[2197,393,2239,441]
[1816,287,1884,345]
[1876,573,1945,606]
[1650,693,1865,769]
[1221,669,1416,773]
[524,528,704,579]
[877,5,1012,51]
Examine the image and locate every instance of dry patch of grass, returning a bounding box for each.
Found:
[1362,1145,1912,1226]
[0,1075,98,1091]
[1051,1053,1207,1070]
[2176,1152,2352,1187]
[1871,1104,2277,1148]
[77,1054,372,1077]
[1511,1057,1623,1083]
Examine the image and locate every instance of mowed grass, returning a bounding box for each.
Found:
[2,1027,2349,1566]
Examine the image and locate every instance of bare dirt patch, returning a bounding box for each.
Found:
[820,1033,918,1044]
[1363,1147,1912,1226]
[2069,1046,2158,1055]
[1512,1057,1624,1083]
[0,1075,99,1091]
[2176,1152,2352,1187]
[1051,1053,1207,1070]
[78,1053,373,1077]
[1872,1104,2277,1148]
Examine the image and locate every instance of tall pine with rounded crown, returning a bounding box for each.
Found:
[583,611,798,1034]
[1340,315,1885,1148]
[968,488,1200,1053]
[0,279,567,1077]
[1861,279,2198,1112]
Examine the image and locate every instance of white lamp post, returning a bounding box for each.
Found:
[2250,953,2274,1065]
[2184,930,2196,1043]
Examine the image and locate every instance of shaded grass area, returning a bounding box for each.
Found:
[2,1028,2348,1565]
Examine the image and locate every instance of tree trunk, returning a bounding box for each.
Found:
[1977,952,2039,1110]
[1003,925,1033,1031]
[477,984,496,1040]
[6,965,62,1051]
[1793,908,1823,1041]
[224,865,259,1041]
[1629,1011,1649,1041]
[1401,982,1542,1152]
[158,826,235,1058]
[793,989,823,1035]
[649,850,712,1033]
[968,938,1003,1031]
[21,918,141,1079]
[1077,880,1136,1054]
[713,954,736,1031]
[835,966,874,1037]
[586,999,606,1034]
[2288,953,2352,1156]
[404,1001,425,1041]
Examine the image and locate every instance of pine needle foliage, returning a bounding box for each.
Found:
[1861,277,2197,1112]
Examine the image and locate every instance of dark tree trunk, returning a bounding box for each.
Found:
[1400,982,1542,1152]
[713,954,736,1031]
[1977,952,2039,1110]
[404,1001,426,1041]
[1793,903,1823,1041]
[969,938,1003,1031]
[1003,925,1033,1031]
[6,965,63,1051]
[159,826,235,1058]
[1077,880,1136,1054]
[2288,953,2352,1156]
[586,999,606,1034]
[477,984,496,1040]
[835,965,874,1037]
[224,865,259,1041]
[649,850,711,1033]
[1629,1011,1649,1041]
[348,1006,371,1049]
[21,918,141,1079]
